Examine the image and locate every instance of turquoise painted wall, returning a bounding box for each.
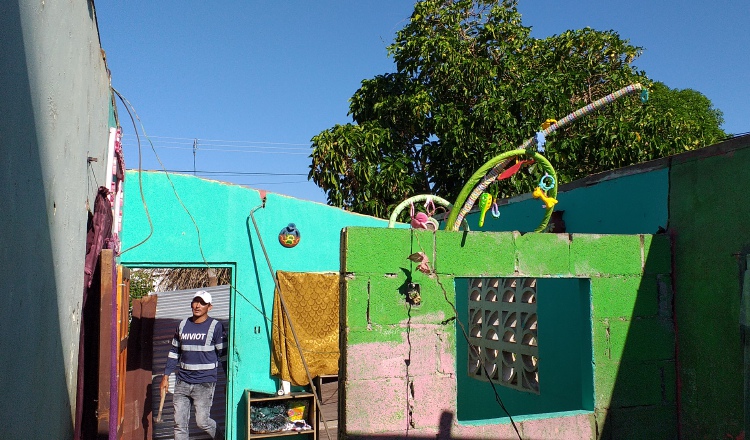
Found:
[120,171,394,440]
[466,168,669,234]
[455,278,593,422]
[342,228,675,439]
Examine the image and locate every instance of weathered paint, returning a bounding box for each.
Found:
[0,2,113,438]
[120,171,394,440]
[342,227,674,439]
[669,142,750,438]
[466,136,750,437]
[469,166,670,234]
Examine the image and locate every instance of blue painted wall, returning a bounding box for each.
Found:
[120,171,396,440]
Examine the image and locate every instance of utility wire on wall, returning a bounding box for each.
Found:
[112,89,336,440]
[110,87,325,349]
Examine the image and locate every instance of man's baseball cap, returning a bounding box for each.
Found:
[192,290,212,304]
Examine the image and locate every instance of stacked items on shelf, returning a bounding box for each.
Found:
[250,399,313,434]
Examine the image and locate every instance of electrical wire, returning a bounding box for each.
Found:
[119,144,310,155]
[159,170,308,176]
[114,88,338,358]
[114,87,154,255]
[121,133,310,146]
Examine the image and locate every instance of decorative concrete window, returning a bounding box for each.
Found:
[467,277,539,394]
[456,277,593,423]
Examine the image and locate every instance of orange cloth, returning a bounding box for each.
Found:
[271,271,339,385]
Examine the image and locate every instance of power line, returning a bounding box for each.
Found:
[236,181,310,186]
[161,169,308,176]
[121,140,312,151]
[120,138,311,151]
[120,133,310,146]
[119,143,310,155]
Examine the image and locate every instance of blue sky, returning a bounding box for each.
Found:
[97,1,749,204]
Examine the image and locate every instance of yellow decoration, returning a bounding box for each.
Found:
[541,119,557,130]
[478,192,492,227]
[532,187,558,209]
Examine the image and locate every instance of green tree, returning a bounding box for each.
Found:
[309,0,725,219]
[129,269,155,303]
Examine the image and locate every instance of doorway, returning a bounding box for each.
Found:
[122,265,233,440]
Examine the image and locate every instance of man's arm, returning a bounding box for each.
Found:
[161,325,181,391]
[215,321,228,375]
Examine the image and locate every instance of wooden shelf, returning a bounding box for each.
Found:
[247,391,316,440]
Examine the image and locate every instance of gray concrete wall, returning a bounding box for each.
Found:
[0,1,112,438]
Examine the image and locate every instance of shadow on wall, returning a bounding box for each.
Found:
[597,236,677,439]
[0,2,72,438]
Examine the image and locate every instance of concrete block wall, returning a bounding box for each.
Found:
[669,140,750,439]
[341,227,674,439]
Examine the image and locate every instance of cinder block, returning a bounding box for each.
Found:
[661,360,677,404]
[593,356,618,408]
[643,234,672,274]
[593,317,674,365]
[345,326,404,346]
[592,319,613,364]
[606,404,678,439]
[344,277,371,329]
[595,360,664,408]
[592,276,659,319]
[345,338,407,380]
[516,232,571,276]
[656,274,673,319]
[434,230,516,276]
[363,277,414,326]
[570,234,642,276]
[344,378,408,433]
[344,227,414,273]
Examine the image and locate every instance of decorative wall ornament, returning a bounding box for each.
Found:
[278,223,301,248]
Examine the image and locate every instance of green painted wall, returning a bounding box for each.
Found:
[0,2,113,438]
[471,136,750,438]
[120,171,393,440]
[342,228,674,439]
[669,144,750,439]
[466,168,669,234]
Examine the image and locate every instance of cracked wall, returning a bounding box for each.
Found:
[341,227,674,439]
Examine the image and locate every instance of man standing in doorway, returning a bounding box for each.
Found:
[160,291,227,439]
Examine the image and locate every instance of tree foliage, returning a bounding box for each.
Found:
[309,0,725,219]
[131,268,231,296]
[130,269,156,302]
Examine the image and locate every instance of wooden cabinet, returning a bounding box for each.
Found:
[246,391,317,440]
